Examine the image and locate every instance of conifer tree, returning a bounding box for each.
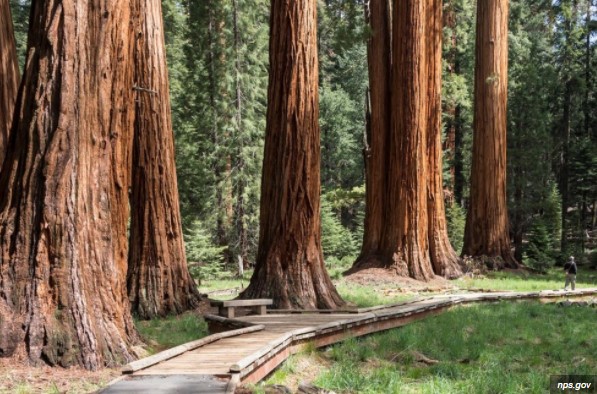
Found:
[0,0,136,369]
[463,0,517,267]
[241,0,345,309]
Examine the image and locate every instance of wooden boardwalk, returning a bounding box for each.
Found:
[102,288,597,393]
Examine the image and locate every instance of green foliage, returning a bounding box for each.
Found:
[320,187,365,266]
[523,222,554,272]
[320,83,363,189]
[446,202,466,254]
[543,183,563,250]
[184,220,227,281]
[8,0,30,70]
[507,0,560,261]
[441,0,476,203]
[169,0,268,263]
[135,313,208,353]
[321,198,358,261]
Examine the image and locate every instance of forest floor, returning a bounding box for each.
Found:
[1,266,595,393]
[0,357,118,394]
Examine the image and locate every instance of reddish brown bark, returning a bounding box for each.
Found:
[0,0,136,369]
[463,0,517,266]
[349,0,461,280]
[127,0,200,319]
[427,0,462,278]
[354,0,391,269]
[0,0,20,170]
[240,0,344,309]
[380,0,435,281]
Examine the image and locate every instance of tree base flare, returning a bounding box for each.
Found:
[462,255,521,272]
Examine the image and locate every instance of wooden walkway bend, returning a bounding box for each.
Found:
[102,288,597,393]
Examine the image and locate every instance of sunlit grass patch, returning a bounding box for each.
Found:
[457,268,597,292]
[135,313,208,353]
[264,301,596,394]
[335,280,415,308]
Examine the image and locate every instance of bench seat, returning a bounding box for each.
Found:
[210,299,273,318]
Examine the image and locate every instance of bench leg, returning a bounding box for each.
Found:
[254,305,267,315]
[220,307,235,319]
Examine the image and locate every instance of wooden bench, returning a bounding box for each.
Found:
[210,299,273,318]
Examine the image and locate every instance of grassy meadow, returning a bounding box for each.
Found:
[257,301,596,393]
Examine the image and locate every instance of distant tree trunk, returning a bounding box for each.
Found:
[353,0,391,270]
[442,0,457,196]
[426,0,462,278]
[0,0,136,369]
[241,0,344,309]
[206,2,228,253]
[512,124,524,262]
[463,0,517,267]
[215,12,234,259]
[442,2,465,208]
[127,0,200,319]
[560,80,572,253]
[0,0,19,170]
[232,0,249,266]
[453,101,465,206]
[583,0,591,138]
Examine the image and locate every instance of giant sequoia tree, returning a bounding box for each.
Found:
[0,0,19,169]
[381,0,436,280]
[0,0,136,369]
[350,0,461,279]
[426,0,462,277]
[241,0,344,309]
[127,0,200,319]
[463,0,517,266]
[358,0,391,265]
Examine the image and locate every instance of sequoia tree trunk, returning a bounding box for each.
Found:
[240,0,344,309]
[463,0,517,267]
[380,0,435,281]
[127,0,201,319]
[349,0,461,280]
[426,0,462,278]
[0,0,136,369]
[0,0,19,170]
[352,0,391,270]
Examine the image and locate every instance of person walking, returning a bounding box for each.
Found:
[563,256,577,291]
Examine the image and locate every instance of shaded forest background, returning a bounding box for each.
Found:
[9,0,596,275]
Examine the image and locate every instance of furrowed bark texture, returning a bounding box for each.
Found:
[348,0,461,280]
[241,0,344,309]
[354,0,391,269]
[381,0,435,281]
[0,0,136,369]
[463,0,516,266]
[426,0,462,278]
[0,0,20,170]
[127,0,200,319]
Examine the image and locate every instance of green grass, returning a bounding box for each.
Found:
[135,313,209,353]
[197,271,253,300]
[264,301,597,393]
[335,279,415,308]
[456,268,597,292]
